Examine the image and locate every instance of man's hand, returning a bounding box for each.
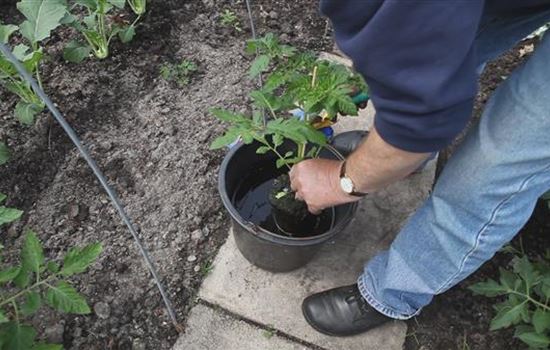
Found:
[289,159,360,214]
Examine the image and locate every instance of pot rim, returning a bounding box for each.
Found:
[218,141,358,246]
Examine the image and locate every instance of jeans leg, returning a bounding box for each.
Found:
[358,19,550,319]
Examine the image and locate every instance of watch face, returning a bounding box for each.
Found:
[340,177,354,194]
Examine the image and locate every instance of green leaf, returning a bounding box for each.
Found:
[21,291,41,316]
[514,256,540,288]
[14,266,30,288]
[337,97,358,116]
[210,130,239,150]
[499,267,518,290]
[468,279,508,297]
[0,206,23,226]
[46,261,59,273]
[532,309,550,334]
[0,310,8,323]
[45,281,91,314]
[1,322,36,350]
[107,0,126,8]
[0,24,19,43]
[60,242,102,276]
[490,301,527,330]
[74,0,97,10]
[210,108,244,122]
[17,0,67,44]
[517,332,550,348]
[0,266,21,283]
[32,344,63,350]
[0,143,9,165]
[63,40,91,63]
[249,54,270,79]
[0,193,6,203]
[118,25,135,43]
[256,146,270,154]
[21,230,44,274]
[12,44,31,61]
[15,101,42,125]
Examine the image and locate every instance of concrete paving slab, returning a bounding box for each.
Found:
[198,163,435,350]
[173,304,312,350]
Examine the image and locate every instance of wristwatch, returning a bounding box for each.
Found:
[339,161,368,197]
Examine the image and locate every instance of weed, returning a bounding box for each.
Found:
[220,9,242,32]
[160,59,198,87]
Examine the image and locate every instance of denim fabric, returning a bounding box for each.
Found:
[358,11,550,319]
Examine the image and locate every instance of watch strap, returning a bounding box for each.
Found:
[340,161,368,197]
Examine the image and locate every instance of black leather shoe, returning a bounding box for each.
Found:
[302,284,392,336]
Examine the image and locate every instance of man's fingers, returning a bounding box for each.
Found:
[308,204,322,215]
[294,191,303,201]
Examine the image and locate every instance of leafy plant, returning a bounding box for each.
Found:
[0,230,102,349]
[210,34,367,170]
[127,0,146,15]
[0,143,9,166]
[160,59,197,87]
[219,9,242,32]
[0,0,67,124]
[63,0,141,62]
[469,252,550,349]
[0,193,23,227]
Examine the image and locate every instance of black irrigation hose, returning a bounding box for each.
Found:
[0,42,180,330]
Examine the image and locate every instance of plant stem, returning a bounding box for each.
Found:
[508,289,550,312]
[11,300,19,323]
[311,65,318,88]
[0,276,54,308]
[297,142,306,159]
[258,137,291,171]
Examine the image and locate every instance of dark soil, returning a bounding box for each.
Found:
[0,0,332,349]
[406,40,547,350]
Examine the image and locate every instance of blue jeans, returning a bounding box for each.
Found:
[358,10,550,319]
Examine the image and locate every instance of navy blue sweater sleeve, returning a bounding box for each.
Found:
[320,0,485,152]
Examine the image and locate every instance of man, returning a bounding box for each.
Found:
[290,0,550,336]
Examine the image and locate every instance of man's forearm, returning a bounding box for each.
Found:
[346,126,431,193]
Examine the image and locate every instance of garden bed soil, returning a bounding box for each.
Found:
[0,0,333,349]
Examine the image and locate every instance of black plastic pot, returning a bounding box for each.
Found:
[218,141,358,272]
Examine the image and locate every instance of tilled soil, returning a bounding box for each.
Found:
[0,1,332,349]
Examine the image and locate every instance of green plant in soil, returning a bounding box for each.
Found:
[0,0,67,125]
[160,59,198,87]
[210,34,367,232]
[63,0,142,63]
[0,230,102,349]
[127,0,146,16]
[219,9,242,32]
[469,250,550,349]
[0,193,23,226]
[0,144,10,166]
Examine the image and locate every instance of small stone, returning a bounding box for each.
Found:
[132,338,146,350]
[187,255,197,262]
[44,322,64,343]
[73,327,82,338]
[269,11,278,19]
[68,203,80,218]
[94,301,111,319]
[160,107,170,114]
[194,265,201,273]
[190,229,203,241]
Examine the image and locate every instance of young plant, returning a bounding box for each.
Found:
[0,0,67,124]
[127,0,146,15]
[63,0,140,63]
[0,143,10,166]
[219,9,242,33]
[211,34,367,169]
[0,193,23,226]
[160,59,197,87]
[469,252,550,349]
[0,230,102,349]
